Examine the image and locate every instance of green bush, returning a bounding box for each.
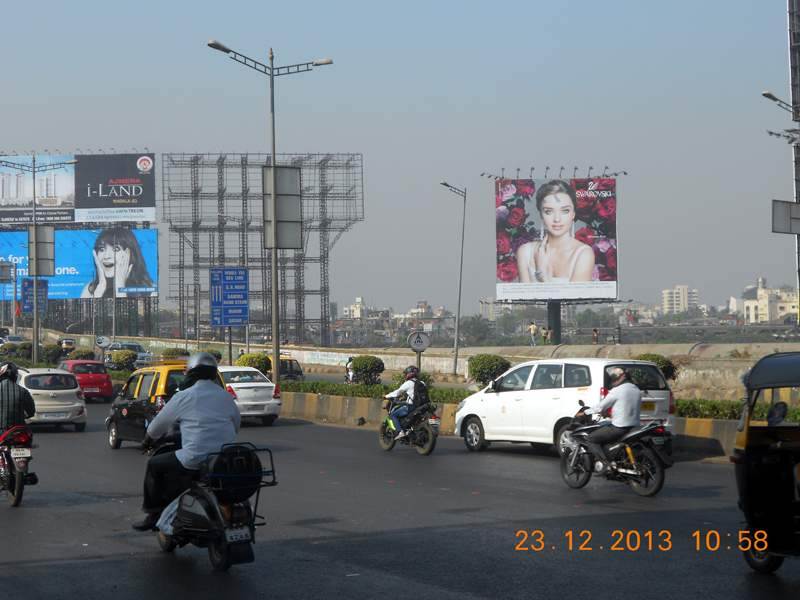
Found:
[351,355,385,385]
[236,353,271,375]
[391,371,434,389]
[111,349,138,371]
[675,398,800,421]
[634,353,678,380]
[15,342,32,360]
[162,347,190,359]
[204,349,223,362]
[279,380,471,404]
[0,343,16,356]
[42,343,63,364]
[468,354,511,385]
[69,347,96,360]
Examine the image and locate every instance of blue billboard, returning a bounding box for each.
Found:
[0,228,158,300]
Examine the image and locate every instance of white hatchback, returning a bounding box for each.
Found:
[21,368,88,432]
[454,358,673,454]
[219,366,281,426]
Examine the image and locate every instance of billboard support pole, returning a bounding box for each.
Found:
[12,265,17,336]
[228,326,233,366]
[31,155,39,364]
[547,301,562,345]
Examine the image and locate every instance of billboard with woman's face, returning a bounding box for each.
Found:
[0,228,158,300]
[495,178,618,300]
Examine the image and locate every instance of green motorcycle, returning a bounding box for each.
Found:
[378,399,439,455]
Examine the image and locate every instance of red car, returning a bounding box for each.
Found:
[58,360,114,402]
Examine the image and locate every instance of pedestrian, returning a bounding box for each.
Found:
[592,328,599,345]
[545,328,552,344]
[528,322,538,347]
[238,348,245,358]
[541,327,548,345]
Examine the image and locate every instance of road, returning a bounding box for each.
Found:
[0,409,798,600]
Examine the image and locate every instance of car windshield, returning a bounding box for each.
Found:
[222,370,269,384]
[72,363,106,375]
[26,374,78,390]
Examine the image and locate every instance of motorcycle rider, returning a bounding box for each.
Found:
[384,365,425,440]
[131,352,241,531]
[581,366,641,469]
[0,362,35,431]
[345,356,354,383]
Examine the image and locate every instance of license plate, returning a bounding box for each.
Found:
[225,528,251,543]
[641,401,655,412]
[44,412,69,419]
[10,448,31,458]
[652,437,665,445]
[428,418,440,425]
[84,388,100,393]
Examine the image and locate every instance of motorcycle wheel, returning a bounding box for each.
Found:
[7,461,24,507]
[629,446,665,497]
[560,449,592,489]
[157,531,177,553]
[414,423,437,456]
[208,537,232,572]
[742,547,785,574]
[378,422,395,451]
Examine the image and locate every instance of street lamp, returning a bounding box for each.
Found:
[440,181,467,375]
[0,155,76,363]
[208,39,332,386]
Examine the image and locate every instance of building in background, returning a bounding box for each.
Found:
[343,297,368,320]
[742,278,798,324]
[661,285,699,314]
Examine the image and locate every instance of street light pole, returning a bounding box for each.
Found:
[440,182,467,375]
[208,40,332,386]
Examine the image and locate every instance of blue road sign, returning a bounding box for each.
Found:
[209,268,249,327]
[21,278,47,315]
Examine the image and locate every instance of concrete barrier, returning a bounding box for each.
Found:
[671,416,738,458]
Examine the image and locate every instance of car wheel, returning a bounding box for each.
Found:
[108,421,122,449]
[75,422,86,433]
[554,421,573,457]
[261,415,277,426]
[463,417,488,452]
[743,548,784,574]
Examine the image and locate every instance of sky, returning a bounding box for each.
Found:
[0,0,796,314]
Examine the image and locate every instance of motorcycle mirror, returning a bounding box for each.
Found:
[578,399,585,407]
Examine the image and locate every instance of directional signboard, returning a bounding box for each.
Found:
[210,268,249,327]
[21,278,47,315]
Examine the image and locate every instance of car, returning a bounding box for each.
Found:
[21,367,87,432]
[58,359,114,403]
[104,360,226,449]
[219,365,281,426]
[454,358,673,455]
[5,335,24,344]
[262,354,305,381]
[58,338,76,353]
[104,341,154,370]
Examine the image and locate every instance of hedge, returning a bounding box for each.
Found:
[280,380,472,404]
[111,349,138,371]
[69,348,96,360]
[351,355,384,385]
[42,344,64,364]
[468,354,511,385]
[236,353,271,374]
[675,398,800,421]
[162,347,190,359]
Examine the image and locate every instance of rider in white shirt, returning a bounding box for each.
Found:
[582,367,641,465]
[384,365,422,440]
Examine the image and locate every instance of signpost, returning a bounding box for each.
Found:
[407,331,431,371]
[21,278,47,315]
[209,268,250,365]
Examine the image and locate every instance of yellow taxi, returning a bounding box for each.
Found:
[104,360,226,449]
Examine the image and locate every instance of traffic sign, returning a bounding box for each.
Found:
[210,268,249,327]
[407,331,431,353]
[95,336,111,348]
[21,279,47,315]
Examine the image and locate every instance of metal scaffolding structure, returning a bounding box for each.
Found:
[162,153,364,345]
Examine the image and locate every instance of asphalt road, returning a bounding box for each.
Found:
[0,409,798,600]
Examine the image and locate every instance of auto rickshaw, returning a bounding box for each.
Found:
[733,352,800,573]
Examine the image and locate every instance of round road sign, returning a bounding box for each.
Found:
[96,336,111,349]
[407,331,431,353]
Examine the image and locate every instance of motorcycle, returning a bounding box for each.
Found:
[559,401,673,497]
[378,399,439,455]
[0,425,37,507]
[147,436,277,571]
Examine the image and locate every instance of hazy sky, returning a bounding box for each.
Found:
[1,1,796,313]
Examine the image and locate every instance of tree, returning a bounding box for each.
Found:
[459,316,493,345]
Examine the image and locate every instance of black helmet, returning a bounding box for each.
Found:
[0,362,19,383]
[179,352,219,391]
[403,365,419,380]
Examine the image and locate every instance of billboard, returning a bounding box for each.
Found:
[0,153,155,224]
[495,178,618,301]
[74,153,156,222]
[0,154,75,223]
[0,228,158,300]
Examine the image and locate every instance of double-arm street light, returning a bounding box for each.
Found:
[208,40,332,385]
[0,155,76,363]
[440,182,467,375]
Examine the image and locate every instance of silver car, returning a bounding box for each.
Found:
[21,368,87,432]
[219,366,281,426]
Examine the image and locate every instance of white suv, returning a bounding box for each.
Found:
[454,358,673,454]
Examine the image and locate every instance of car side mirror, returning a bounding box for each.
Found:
[487,380,497,392]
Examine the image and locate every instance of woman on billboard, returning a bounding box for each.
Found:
[80,227,155,298]
[515,180,595,283]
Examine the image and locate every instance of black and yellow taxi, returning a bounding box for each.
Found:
[105,360,226,449]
